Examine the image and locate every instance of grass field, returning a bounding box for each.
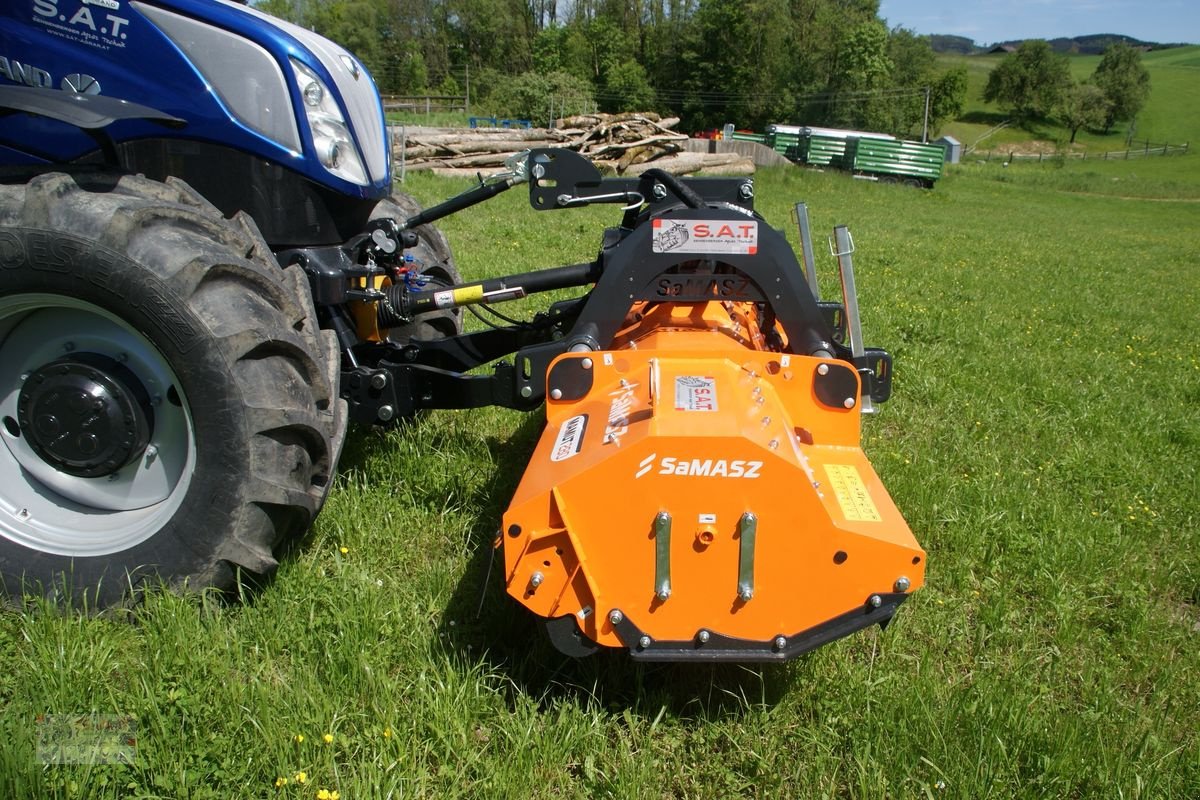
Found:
[2,146,1198,797]
[937,45,1200,155]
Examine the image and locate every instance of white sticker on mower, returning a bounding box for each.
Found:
[651,219,758,255]
[550,414,588,462]
[675,376,717,412]
[635,455,762,479]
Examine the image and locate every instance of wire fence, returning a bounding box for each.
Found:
[381,95,468,114]
[977,140,1190,163]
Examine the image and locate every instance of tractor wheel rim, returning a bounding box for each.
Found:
[0,294,196,557]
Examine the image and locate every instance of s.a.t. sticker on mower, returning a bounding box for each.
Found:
[652,219,758,255]
[674,375,717,412]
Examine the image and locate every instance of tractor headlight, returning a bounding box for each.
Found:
[291,59,368,186]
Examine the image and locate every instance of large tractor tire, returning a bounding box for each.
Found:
[0,171,347,606]
[371,194,462,345]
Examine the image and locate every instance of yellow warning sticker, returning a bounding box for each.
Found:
[452,285,485,305]
[825,464,882,522]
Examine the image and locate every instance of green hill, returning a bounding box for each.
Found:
[935,45,1200,156]
[990,34,1179,54]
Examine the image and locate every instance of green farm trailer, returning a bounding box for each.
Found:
[760,125,945,187]
[841,137,944,188]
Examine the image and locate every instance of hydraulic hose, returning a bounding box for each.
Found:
[641,168,706,209]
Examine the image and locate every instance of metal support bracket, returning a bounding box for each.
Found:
[831,225,874,414]
[792,202,820,301]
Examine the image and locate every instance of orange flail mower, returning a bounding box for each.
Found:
[502,304,923,660]
[481,150,924,660]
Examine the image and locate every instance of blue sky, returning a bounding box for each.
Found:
[876,0,1200,46]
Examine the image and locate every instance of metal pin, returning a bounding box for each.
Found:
[638,635,651,649]
[894,576,911,593]
[868,594,883,608]
[530,571,544,588]
[697,630,711,644]
[377,405,395,421]
[774,636,787,650]
[817,363,829,376]
[768,439,779,450]
[608,609,623,625]
[549,388,563,400]
[581,358,593,370]
[843,397,856,409]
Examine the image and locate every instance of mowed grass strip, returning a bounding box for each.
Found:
[2,156,1198,799]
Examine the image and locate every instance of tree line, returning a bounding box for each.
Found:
[255,0,968,136]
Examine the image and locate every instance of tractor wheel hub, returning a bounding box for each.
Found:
[17,354,154,478]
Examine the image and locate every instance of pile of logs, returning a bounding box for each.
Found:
[393,113,755,178]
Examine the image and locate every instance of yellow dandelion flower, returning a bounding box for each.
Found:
[339,546,349,555]
[323,733,334,744]
[316,791,331,800]
[295,771,308,785]
[294,734,304,744]
[383,727,392,739]
[275,777,288,788]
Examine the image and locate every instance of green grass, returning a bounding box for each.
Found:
[3,157,1200,798]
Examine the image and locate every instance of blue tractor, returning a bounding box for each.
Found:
[0,0,465,604]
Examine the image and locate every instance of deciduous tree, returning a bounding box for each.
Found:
[983,39,1070,121]
[1058,82,1109,143]
[1091,42,1151,133]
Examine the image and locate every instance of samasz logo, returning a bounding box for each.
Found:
[604,381,638,445]
[635,454,763,479]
